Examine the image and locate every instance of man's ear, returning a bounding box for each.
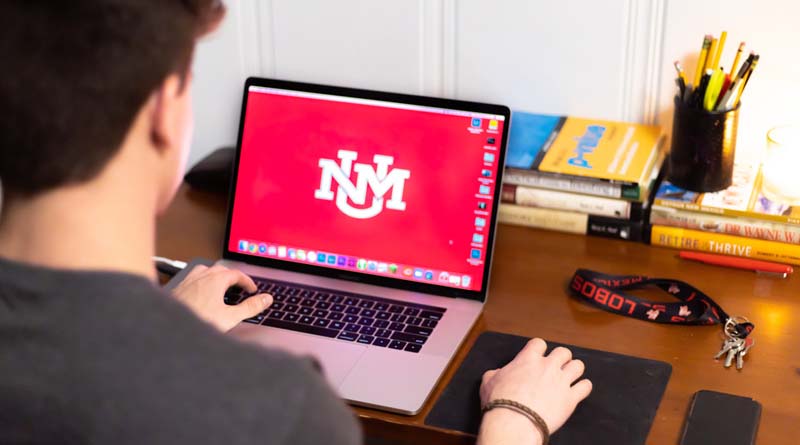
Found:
[149,73,189,152]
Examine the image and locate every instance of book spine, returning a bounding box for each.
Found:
[499,204,587,234]
[635,135,667,190]
[498,204,643,241]
[651,205,800,245]
[653,197,800,225]
[650,225,800,266]
[503,169,629,199]
[587,216,645,242]
[502,184,633,219]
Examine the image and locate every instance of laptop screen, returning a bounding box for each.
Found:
[225,79,508,297]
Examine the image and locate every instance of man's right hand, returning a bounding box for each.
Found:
[477,338,592,445]
[172,264,273,332]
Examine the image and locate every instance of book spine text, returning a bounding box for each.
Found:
[502,184,632,219]
[498,204,642,241]
[503,170,626,199]
[650,225,800,266]
[650,205,800,245]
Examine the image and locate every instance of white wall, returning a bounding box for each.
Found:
[188,0,800,167]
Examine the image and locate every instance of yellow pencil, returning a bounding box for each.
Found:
[705,37,718,72]
[694,35,713,85]
[711,31,727,70]
[729,42,745,78]
[674,60,687,84]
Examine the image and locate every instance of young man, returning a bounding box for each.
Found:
[0,1,591,444]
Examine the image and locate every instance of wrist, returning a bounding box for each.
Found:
[478,408,544,445]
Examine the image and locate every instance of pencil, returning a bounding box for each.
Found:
[694,35,713,86]
[711,31,727,70]
[674,60,688,84]
[705,37,718,72]
[729,42,745,78]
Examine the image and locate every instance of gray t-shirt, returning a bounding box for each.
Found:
[0,257,361,445]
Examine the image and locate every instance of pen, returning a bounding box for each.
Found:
[735,53,759,106]
[716,53,753,111]
[679,251,793,277]
[691,70,712,108]
[715,74,732,109]
[704,68,725,111]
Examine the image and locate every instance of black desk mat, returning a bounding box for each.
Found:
[425,332,671,445]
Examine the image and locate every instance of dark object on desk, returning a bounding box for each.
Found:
[668,96,738,192]
[183,147,235,194]
[679,390,761,445]
[162,258,215,291]
[425,331,672,445]
[155,261,181,277]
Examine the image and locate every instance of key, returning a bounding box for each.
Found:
[714,338,742,360]
[736,337,755,370]
[337,331,358,342]
[404,325,432,336]
[403,307,420,317]
[422,319,438,328]
[404,343,422,353]
[391,331,428,345]
[724,341,744,368]
[419,310,443,320]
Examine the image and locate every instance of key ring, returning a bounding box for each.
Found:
[724,316,751,338]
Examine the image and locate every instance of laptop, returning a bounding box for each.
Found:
[218,77,509,414]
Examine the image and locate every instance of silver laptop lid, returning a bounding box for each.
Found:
[222,77,510,303]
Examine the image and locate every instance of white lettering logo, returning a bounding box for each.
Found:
[315,149,411,219]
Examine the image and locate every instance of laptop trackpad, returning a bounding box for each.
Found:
[228,323,366,389]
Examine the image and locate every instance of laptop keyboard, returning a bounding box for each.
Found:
[224,278,446,353]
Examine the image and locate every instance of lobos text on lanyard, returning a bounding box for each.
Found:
[568,269,755,370]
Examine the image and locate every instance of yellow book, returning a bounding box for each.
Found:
[654,163,800,225]
[535,117,663,184]
[506,112,664,201]
[651,225,800,266]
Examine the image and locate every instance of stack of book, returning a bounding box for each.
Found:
[499,111,665,242]
[650,163,800,265]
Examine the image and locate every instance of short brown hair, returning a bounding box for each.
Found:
[0,0,225,197]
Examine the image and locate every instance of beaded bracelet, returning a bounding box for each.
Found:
[482,399,550,445]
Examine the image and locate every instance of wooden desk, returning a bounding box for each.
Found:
[157,185,799,444]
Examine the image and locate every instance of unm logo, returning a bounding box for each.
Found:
[315,149,411,219]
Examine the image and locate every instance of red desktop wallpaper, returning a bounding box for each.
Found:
[228,89,505,291]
